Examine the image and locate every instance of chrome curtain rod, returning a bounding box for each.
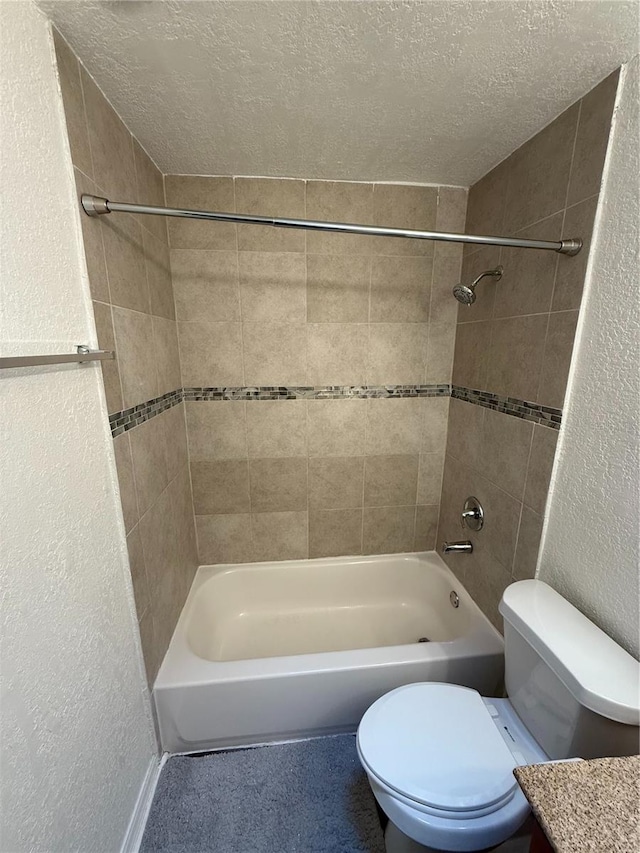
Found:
[0,346,114,370]
[81,195,582,255]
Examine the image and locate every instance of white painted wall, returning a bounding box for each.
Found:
[539,56,640,659]
[0,3,158,851]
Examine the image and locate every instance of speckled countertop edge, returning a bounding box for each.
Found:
[514,756,640,853]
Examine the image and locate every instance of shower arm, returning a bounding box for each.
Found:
[80,195,582,255]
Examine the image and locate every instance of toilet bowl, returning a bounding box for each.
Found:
[357,682,548,852]
[357,580,640,853]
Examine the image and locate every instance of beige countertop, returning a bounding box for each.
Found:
[514,756,640,853]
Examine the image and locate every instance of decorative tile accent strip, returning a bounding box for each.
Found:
[182,384,451,401]
[451,385,562,429]
[109,389,183,437]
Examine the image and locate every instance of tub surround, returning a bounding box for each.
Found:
[438,70,619,629]
[514,757,640,853]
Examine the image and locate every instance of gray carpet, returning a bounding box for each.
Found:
[140,734,386,853]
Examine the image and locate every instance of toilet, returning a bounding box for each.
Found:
[357,579,640,853]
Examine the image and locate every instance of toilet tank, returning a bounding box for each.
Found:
[499,580,640,760]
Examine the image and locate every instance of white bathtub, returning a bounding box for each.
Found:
[154,551,504,753]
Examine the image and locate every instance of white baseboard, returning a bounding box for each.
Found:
[121,753,167,853]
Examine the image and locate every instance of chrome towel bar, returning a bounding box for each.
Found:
[0,346,114,370]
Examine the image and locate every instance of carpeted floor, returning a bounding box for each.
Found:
[140,734,386,853]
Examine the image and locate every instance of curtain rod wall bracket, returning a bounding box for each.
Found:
[80,194,582,255]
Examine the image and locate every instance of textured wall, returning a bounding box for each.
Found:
[0,4,156,851]
[438,72,618,629]
[540,56,640,658]
[52,30,198,684]
[165,175,466,562]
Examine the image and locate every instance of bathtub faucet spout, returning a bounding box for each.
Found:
[442,541,473,554]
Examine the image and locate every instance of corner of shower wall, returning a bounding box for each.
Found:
[437,70,620,631]
[51,28,198,685]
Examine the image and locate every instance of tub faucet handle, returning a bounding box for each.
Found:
[442,541,473,554]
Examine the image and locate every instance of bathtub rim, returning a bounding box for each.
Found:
[154,551,504,690]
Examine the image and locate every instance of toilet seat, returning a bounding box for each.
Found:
[357,683,520,819]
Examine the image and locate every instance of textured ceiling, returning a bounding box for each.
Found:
[38,0,639,186]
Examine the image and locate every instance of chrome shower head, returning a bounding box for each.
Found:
[453,265,503,305]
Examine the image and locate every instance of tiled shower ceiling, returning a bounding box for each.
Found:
[38,0,638,185]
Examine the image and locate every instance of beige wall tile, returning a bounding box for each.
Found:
[523,425,558,515]
[452,321,490,390]
[308,457,364,509]
[242,322,307,385]
[137,608,159,686]
[430,245,461,326]
[513,506,544,580]
[309,509,363,558]
[133,139,167,243]
[503,104,579,233]
[421,397,450,454]
[53,30,93,179]
[73,169,110,303]
[479,408,534,500]
[424,322,456,385]
[153,316,181,396]
[464,545,513,631]
[162,403,189,482]
[171,249,240,322]
[496,215,562,318]
[414,505,439,551]
[472,474,522,572]
[178,321,243,386]
[553,196,598,312]
[113,432,139,533]
[371,184,438,256]
[101,214,149,313]
[191,460,251,514]
[249,457,308,513]
[112,307,158,407]
[537,310,579,409]
[457,246,500,323]
[486,315,548,401]
[126,524,149,620]
[306,181,374,254]
[365,455,419,507]
[238,252,306,321]
[567,70,619,207]
[307,323,368,385]
[365,398,424,456]
[186,401,247,460]
[92,301,123,414]
[252,511,308,561]
[436,187,468,233]
[465,159,510,245]
[165,176,236,249]
[307,400,366,457]
[129,416,169,517]
[417,453,445,505]
[367,323,428,384]
[446,398,484,468]
[196,514,254,564]
[81,67,136,200]
[363,506,415,555]
[144,230,174,319]
[169,466,198,591]
[246,401,307,458]
[235,178,306,252]
[370,256,432,322]
[306,255,370,323]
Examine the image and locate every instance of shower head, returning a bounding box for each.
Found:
[453,265,503,305]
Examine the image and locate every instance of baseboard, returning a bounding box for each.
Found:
[121,753,167,853]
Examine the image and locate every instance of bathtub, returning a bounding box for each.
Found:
[154,551,504,753]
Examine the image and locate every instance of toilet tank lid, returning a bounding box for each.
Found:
[499,580,640,726]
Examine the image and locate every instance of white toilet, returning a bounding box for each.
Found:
[357,579,640,853]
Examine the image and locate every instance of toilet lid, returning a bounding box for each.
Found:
[357,683,519,814]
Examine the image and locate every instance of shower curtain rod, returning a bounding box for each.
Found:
[81,195,582,255]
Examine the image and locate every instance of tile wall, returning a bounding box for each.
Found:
[53,31,197,683]
[438,71,619,628]
[164,176,467,561]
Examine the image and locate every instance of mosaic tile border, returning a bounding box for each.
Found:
[108,383,562,437]
[109,389,183,436]
[451,385,562,429]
